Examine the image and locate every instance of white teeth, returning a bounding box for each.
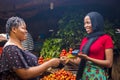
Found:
[86,29,89,31]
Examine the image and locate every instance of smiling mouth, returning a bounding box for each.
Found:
[86,28,90,31]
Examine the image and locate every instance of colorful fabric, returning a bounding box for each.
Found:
[76,36,99,80]
[80,34,114,60]
[0,45,38,80]
[81,61,108,80]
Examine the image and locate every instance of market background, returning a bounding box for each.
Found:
[0,0,120,56]
[0,0,120,79]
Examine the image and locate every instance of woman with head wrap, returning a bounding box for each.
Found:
[62,12,114,80]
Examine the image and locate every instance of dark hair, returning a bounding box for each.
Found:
[6,16,25,35]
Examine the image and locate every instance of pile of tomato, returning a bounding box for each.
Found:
[60,48,73,57]
[39,48,76,80]
[38,56,51,64]
[41,69,76,80]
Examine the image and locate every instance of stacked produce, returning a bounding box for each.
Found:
[38,56,44,64]
[38,56,51,64]
[60,49,67,57]
[38,48,75,64]
[41,69,76,80]
[60,48,75,58]
[39,48,77,80]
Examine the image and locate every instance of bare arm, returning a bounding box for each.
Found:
[78,48,113,68]
[0,35,7,42]
[60,56,81,66]
[62,48,113,69]
[13,58,60,79]
[68,57,81,65]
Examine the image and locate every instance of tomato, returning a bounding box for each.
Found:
[39,56,44,60]
[41,69,76,80]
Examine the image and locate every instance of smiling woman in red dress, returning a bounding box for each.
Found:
[63,12,114,80]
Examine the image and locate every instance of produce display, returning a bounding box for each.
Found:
[38,48,75,64]
[40,38,62,58]
[39,48,77,80]
[38,56,51,64]
[41,69,76,80]
[60,48,75,58]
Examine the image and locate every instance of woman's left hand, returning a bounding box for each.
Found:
[78,53,89,60]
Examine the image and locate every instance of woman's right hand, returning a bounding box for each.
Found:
[60,56,69,64]
[49,58,61,67]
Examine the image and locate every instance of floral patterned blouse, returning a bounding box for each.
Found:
[0,45,39,80]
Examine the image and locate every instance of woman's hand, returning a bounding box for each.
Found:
[78,53,89,60]
[60,56,69,64]
[49,58,61,67]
